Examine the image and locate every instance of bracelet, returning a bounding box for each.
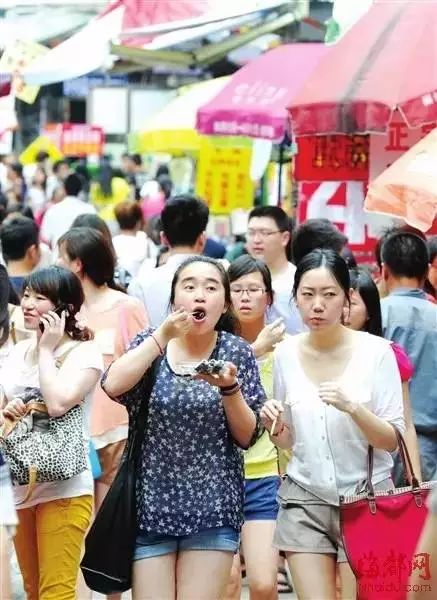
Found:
[150,333,164,356]
[220,382,239,392]
[221,383,240,397]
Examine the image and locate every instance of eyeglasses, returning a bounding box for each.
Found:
[246,229,283,239]
[230,286,266,297]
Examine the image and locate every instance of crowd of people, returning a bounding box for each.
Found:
[0,151,436,600]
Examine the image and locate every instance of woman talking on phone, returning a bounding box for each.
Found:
[103,256,266,600]
[261,250,404,600]
[0,266,103,600]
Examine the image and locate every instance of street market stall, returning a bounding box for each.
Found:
[286,0,437,259]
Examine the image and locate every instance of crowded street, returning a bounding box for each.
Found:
[0,1,437,600]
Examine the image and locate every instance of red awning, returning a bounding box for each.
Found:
[288,1,437,135]
[196,43,328,141]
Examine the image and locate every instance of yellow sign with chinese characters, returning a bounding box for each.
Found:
[0,40,49,104]
[196,138,254,214]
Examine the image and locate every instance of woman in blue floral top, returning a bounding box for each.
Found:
[103,256,266,600]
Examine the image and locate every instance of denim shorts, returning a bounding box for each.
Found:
[133,526,240,561]
[244,476,280,521]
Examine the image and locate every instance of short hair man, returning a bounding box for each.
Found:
[0,216,40,297]
[427,236,437,295]
[128,195,209,326]
[40,173,96,249]
[246,206,304,334]
[381,231,437,482]
[291,218,347,265]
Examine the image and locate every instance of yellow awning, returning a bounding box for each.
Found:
[133,77,229,154]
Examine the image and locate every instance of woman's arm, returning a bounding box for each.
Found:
[320,346,404,452]
[221,389,257,449]
[102,334,162,398]
[102,309,191,398]
[39,346,100,417]
[346,403,398,452]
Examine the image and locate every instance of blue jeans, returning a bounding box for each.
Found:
[133,526,240,560]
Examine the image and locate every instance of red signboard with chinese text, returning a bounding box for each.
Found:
[43,123,104,157]
[295,135,369,182]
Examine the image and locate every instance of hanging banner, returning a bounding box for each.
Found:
[295,134,369,181]
[196,139,254,214]
[0,39,49,104]
[297,181,392,260]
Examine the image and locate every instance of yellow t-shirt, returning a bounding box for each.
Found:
[244,353,280,479]
[90,177,131,222]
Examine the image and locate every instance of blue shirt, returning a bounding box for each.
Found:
[116,329,266,535]
[381,288,437,434]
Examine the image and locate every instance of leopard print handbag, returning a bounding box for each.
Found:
[0,343,87,500]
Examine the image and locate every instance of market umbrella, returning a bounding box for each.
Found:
[364,128,437,232]
[133,77,230,154]
[196,43,328,142]
[287,1,437,135]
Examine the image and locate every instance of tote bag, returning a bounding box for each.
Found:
[0,343,86,502]
[340,428,436,600]
[81,356,161,595]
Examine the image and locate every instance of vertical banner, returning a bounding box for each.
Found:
[196,138,254,214]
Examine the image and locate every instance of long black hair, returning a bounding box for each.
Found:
[169,256,238,334]
[23,266,93,342]
[293,248,351,307]
[58,227,123,292]
[349,268,383,337]
[0,265,10,347]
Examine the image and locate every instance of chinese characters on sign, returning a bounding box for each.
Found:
[196,139,254,215]
[0,39,49,104]
[295,135,369,181]
[212,120,276,140]
[298,181,390,260]
[43,124,104,157]
[370,113,437,180]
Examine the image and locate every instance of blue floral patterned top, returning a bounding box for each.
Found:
[114,329,266,536]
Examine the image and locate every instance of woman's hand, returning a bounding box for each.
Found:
[253,318,285,356]
[260,399,284,431]
[156,308,193,345]
[195,361,238,388]
[2,398,27,420]
[318,382,357,414]
[39,310,66,351]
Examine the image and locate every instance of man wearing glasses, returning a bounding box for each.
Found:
[246,206,305,335]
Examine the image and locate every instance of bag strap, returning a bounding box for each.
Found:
[366,425,421,498]
[127,355,162,465]
[55,341,81,368]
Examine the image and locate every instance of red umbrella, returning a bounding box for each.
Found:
[101,0,213,47]
[196,43,328,141]
[287,0,437,135]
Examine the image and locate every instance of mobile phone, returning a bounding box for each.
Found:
[39,303,68,333]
